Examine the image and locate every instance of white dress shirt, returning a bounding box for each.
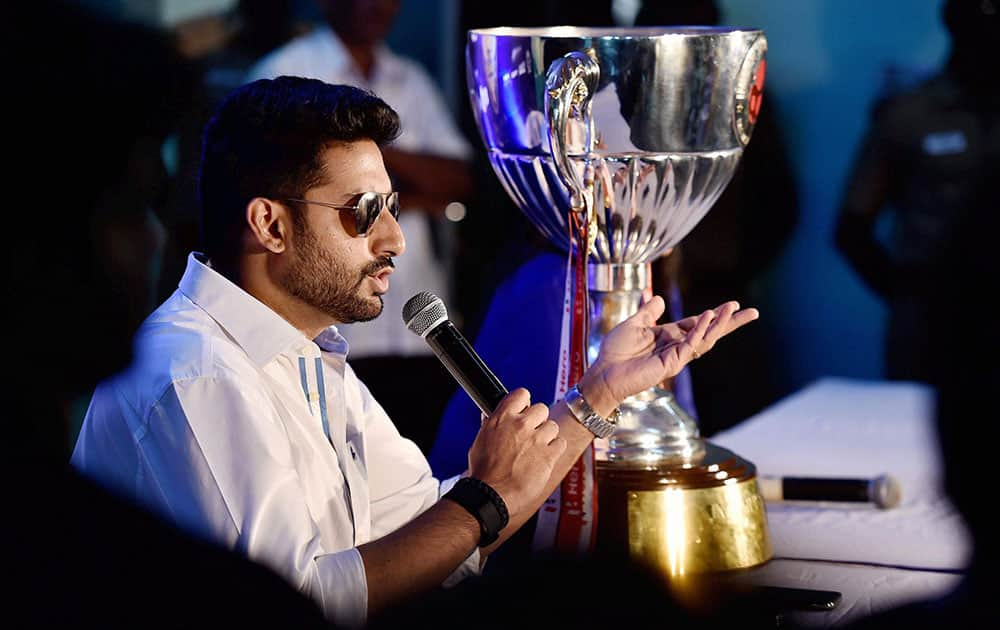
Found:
[245,26,472,358]
[71,253,480,628]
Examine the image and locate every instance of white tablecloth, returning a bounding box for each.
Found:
[710,377,971,626]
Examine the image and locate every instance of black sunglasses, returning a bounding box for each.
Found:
[282,191,400,235]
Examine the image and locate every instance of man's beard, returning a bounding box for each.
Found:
[282,219,393,324]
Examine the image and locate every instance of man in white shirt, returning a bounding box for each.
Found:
[245,0,472,454]
[71,76,759,627]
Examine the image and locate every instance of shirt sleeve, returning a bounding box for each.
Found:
[140,375,370,628]
[349,370,482,584]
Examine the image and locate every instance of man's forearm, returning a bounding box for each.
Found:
[481,377,612,557]
[358,499,480,616]
[382,148,473,200]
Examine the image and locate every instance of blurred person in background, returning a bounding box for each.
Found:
[834,0,999,383]
[161,0,310,305]
[245,0,474,455]
[839,4,997,619]
[845,117,997,630]
[11,2,330,626]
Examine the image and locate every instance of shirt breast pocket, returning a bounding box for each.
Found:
[344,435,371,543]
[345,435,368,482]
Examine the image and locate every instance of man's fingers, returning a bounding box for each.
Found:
[693,309,715,336]
[536,418,560,444]
[491,387,531,422]
[548,435,568,455]
[686,303,760,359]
[703,302,738,343]
[523,402,550,429]
[713,300,740,312]
[674,314,702,331]
[672,309,714,361]
[730,307,760,328]
[634,295,665,326]
[709,302,760,329]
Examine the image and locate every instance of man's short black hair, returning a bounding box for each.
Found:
[199,76,401,264]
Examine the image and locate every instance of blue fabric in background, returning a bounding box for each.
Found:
[428,251,695,479]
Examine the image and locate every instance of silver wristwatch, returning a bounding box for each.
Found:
[565,384,619,438]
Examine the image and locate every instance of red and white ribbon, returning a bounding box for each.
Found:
[532,210,598,554]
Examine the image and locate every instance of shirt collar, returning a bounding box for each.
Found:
[315,327,350,356]
[311,25,352,74]
[177,252,349,365]
[314,25,400,84]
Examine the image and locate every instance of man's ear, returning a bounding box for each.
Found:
[246,197,291,254]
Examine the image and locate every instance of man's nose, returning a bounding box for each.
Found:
[368,206,405,257]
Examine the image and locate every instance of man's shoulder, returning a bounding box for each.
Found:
[125,293,261,393]
[871,72,957,127]
[245,26,337,80]
[85,310,266,447]
[378,48,440,91]
[381,47,429,74]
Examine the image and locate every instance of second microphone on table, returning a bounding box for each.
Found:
[758,473,902,509]
[402,291,508,416]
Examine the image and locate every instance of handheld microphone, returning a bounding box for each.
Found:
[758,474,902,509]
[403,292,508,416]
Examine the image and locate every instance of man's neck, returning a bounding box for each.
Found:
[334,30,378,80]
[948,51,1000,108]
[236,256,334,341]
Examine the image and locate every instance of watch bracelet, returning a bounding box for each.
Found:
[565,384,618,438]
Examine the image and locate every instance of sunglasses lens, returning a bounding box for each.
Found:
[386,192,400,219]
[356,192,379,234]
[355,192,398,234]
[355,192,399,234]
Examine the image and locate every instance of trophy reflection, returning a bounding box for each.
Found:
[466,26,772,580]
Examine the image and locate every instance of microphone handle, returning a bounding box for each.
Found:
[780,477,870,503]
[425,321,508,415]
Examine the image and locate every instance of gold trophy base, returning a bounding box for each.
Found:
[595,442,772,587]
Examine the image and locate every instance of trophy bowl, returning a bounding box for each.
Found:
[466,25,772,580]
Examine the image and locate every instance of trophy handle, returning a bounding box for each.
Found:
[732,33,768,146]
[544,50,600,211]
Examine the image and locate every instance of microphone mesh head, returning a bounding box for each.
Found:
[403,291,447,336]
[872,474,902,509]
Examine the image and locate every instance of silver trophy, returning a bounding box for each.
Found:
[467,26,771,578]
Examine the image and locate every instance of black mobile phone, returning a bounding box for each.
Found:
[748,585,842,611]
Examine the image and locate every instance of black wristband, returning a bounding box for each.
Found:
[443,477,509,547]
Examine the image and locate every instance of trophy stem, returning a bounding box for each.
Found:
[587,263,706,467]
[587,262,771,577]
